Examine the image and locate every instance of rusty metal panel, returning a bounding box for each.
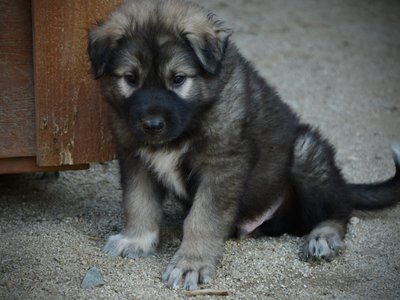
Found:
[0,0,36,158]
[32,0,121,166]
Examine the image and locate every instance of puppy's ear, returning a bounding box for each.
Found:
[183,15,232,74]
[88,22,122,79]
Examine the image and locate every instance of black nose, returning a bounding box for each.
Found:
[141,117,165,133]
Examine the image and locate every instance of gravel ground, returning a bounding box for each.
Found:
[1,0,400,299]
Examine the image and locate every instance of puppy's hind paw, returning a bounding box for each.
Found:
[303,235,344,261]
[303,221,345,261]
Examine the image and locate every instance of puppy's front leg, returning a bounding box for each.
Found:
[103,156,163,258]
[162,164,244,290]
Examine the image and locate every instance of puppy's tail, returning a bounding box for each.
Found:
[350,144,400,210]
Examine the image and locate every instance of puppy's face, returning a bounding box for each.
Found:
[106,34,203,145]
[88,1,231,145]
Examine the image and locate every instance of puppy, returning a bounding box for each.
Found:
[88,0,400,290]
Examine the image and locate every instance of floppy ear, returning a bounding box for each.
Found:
[183,17,232,74]
[88,33,110,79]
[87,22,123,79]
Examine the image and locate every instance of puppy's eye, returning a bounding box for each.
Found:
[124,74,137,86]
[172,75,186,86]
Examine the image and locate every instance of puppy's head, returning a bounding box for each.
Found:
[88,0,231,145]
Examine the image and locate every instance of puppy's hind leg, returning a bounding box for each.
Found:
[291,126,352,260]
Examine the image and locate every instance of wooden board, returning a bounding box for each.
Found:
[32,0,122,166]
[0,0,36,158]
[0,157,89,174]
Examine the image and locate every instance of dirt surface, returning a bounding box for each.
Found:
[1,0,400,299]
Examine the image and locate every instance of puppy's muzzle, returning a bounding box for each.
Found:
[125,89,194,144]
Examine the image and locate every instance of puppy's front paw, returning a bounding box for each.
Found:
[162,252,215,290]
[102,231,158,259]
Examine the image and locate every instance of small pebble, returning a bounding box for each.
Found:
[231,270,242,280]
[81,267,104,289]
[350,217,360,226]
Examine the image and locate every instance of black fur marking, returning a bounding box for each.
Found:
[88,34,114,79]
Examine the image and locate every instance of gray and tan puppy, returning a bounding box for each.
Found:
[88,0,400,290]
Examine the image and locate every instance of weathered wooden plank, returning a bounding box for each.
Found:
[0,157,89,174]
[0,0,36,158]
[32,0,121,166]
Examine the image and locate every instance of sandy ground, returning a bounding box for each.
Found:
[1,0,400,299]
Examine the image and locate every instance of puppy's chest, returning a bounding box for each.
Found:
[138,145,190,198]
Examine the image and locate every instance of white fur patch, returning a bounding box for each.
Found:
[117,77,136,98]
[102,231,159,258]
[293,132,330,180]
[294,133,315,162]
[391,143,400,166]
[173,78,193,100]
[138,144,189,198]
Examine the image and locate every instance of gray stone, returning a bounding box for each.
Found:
[81,267,104,289]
